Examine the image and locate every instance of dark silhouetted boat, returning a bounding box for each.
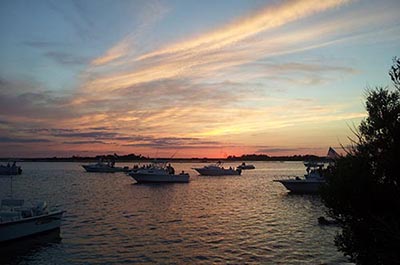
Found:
[237,162,255,170]
[193,162,241,176]
[0,162,22,175]
[128,162,189,183]
[82,160,129,173]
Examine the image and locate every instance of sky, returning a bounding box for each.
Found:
[0,0,399,158]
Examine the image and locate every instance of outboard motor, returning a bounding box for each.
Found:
[34,201,48,215]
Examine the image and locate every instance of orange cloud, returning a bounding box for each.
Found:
[90,38,132,66]
[85,0,351,93]
[136,0,350,61]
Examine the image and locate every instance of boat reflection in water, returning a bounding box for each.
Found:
[0,228,62,264]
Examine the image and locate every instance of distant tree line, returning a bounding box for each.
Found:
[2,153,328,162]
[2,153,148,162]
[226,154,324,161]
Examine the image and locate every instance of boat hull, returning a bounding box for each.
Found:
[0,211,64,243]
[194,168,241,176]
[0,167,22,175]
[274,180,324,194]
[130,173,189,183]
[82,165,128,173]
[238,165,255,170]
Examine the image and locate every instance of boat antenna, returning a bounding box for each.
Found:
[170,150,179,160]
[10,175,13,199]
[153,149,159,161]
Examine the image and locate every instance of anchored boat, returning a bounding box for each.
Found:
[237,162,255,170]
[128,162,189,183]
[82,160,129,173]
[0,199,65,243]
[193,162,241,176]
[274,161,326,194]
[0,162,22,175]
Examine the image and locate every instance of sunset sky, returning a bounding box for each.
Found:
[0,0,399,158]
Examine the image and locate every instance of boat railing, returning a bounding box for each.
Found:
[273,175,300,181]
[1,199,24,208]
[0,211,21,222]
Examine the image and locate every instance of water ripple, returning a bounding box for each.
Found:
[0,162,347,264]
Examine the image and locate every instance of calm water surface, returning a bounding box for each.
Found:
[0,162,347,264]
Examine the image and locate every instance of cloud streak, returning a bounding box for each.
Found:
[3,0,396,158]
[0,137,51,143]
[85,0,351,92]
[137,0,349,61]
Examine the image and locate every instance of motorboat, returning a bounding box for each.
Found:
[82,160,129,173]
[128,162,189,183]
[237,162,255,170]
[273,161,326,194]
[0,199,65,243]
[193,162,241,176]
[0,162,22,175]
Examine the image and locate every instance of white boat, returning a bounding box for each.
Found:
[193,162,241,176]
[128,162,189,183]
[0,199,65,243]
[82,160,129,173]
[274,161,326,194]
[0,162,22,175]
[237,162,255,170]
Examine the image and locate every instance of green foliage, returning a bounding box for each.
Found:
[389,57,400,89]
[321,59,400,264]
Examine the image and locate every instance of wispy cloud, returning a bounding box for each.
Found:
[137,0,349,60]
[0,136,51,143]
[52,131,118,139]
[46,0,95,41]
[63,140,107,145]
[22,40,69,48]
[90,0,169,66]
[90,38,132,66]
[85,0,351,92]
[3,0,395,157]
[45,51,89,66]
[0,77,73,122]
[255,146,320,154]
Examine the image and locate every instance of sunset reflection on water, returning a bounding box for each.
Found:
[0,162,346,264]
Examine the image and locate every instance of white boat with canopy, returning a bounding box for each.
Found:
[273,147,338,194]
[274,161,326,193]
[128,162,189,183]
[0,199,64,243]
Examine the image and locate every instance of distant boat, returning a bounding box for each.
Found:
[82,160,129,173]
[128,162,189,183]
[0,199,64,243]
[237,162,255,170]
[193,162,241,176]
[0,162,22,175]
[273,161,326,194]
